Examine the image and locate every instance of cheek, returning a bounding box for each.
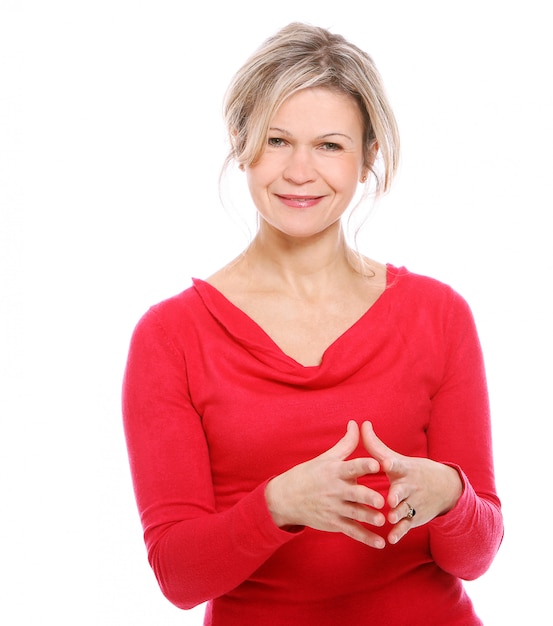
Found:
[245,169,274,212]
[245,163,270,188]
[245,162,282,203]
[328,161,363,193]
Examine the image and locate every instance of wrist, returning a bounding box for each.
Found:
[265,475,303,531]
[440,464,464,515]
[265,476,289,528]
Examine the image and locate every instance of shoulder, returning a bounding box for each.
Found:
[388,264,465,302]
[386,264,475,327]
[130,282,207,344]
[383,267,483,367]
[148,283,202,318]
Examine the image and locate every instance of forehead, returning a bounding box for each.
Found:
[270,87,364,133]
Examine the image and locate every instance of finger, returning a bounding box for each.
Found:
[337,518,387,549]
[344,482,386,510]
[387,519,414,545]
[340,456,381,480]
[323,420,360,461]
[387,482,412,509]
[387,499,414,524]
[340,501,386,527]
[360,421,396,469]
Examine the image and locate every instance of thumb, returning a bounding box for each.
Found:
[361,421,395,470]
[323,420,360,460]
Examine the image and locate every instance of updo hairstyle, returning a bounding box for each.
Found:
[223,22,400,197]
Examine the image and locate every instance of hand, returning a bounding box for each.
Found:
[361,421,463,545]
[265,421,387,548]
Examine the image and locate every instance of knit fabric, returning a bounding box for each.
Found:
[122,265,503,625]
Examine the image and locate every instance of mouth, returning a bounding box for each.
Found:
[275,194,324,209]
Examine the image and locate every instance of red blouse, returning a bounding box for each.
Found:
[122,265,503,625]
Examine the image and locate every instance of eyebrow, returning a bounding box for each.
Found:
[268,127,354,143]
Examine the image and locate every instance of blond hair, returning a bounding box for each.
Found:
[223,22,400,197]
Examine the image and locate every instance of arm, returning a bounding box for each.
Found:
[425,291,503,579]
[122,309,296,609]
[361,290,503,580]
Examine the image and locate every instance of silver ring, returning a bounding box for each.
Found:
[405,502,416,520]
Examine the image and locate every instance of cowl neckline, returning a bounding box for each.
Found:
[192,264,405,388]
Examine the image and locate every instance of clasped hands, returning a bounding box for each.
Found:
[265,420,462,549]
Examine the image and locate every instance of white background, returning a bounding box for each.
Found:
[1,1,551,624]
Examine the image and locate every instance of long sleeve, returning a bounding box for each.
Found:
[121,270,502,625]
[426,290,503,579]
[122,308,296,609]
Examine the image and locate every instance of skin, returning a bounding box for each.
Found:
[244,86,369,241]
[211,87,385,368]
[209,87,463,548]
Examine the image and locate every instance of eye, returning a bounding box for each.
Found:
[267,137,287,147]
[321,142,342,151]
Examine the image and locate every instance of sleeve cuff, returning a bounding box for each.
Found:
[229,479,305,560]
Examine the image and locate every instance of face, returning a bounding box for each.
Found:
[245,87,368,240]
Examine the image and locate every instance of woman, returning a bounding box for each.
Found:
[122,22,503,625]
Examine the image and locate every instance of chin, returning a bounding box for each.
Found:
[267,219,342,241]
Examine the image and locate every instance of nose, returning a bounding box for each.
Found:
[283,147,316,185]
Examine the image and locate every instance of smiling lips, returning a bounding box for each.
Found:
[276,194,325,209]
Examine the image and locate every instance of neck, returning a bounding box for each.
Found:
[244,220,357,297]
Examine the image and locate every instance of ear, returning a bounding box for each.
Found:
[360,141,379,182]
[230,127,241,153]
[367,140,379,166]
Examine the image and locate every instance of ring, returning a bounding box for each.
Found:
[405,502,416,520]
